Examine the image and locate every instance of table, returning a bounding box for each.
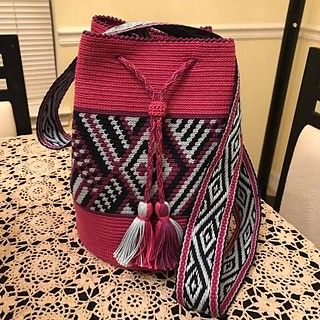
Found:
[0,135,319,319]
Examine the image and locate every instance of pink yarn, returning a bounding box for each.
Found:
[151,202,182,270]
[75,34,236,117]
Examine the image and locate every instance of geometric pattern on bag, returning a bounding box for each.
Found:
[71,111,226,216]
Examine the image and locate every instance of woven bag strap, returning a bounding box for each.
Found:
[36,58,76,149]
[176,72,261,317]
[103,21,221,39]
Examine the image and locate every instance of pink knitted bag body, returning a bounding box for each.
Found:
[37,16,261,317]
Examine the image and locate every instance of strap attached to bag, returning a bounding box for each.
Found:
[103,21,221,39]
[176,72,261,317]
[36,58,76,149]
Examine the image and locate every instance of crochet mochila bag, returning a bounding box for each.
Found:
[37,16,261,317]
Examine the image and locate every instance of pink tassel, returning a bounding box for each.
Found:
[151,201,183,270]
[114,201,154,268]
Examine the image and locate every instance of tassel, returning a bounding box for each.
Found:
[114,201,154,268]
[151,201,183,270]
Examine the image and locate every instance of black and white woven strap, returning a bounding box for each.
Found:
[176,73,261,317]
[36,58,76,149]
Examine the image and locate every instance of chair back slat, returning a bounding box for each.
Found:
[0,34,31,135]
[275,47,320,210]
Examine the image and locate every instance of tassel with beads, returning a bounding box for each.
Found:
[151,201,183,270]
[114,201,154,268]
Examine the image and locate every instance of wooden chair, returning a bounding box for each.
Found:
[0,35,31,135]
[275,47,320,247]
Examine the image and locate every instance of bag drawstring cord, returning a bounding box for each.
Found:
[113,55,197,269]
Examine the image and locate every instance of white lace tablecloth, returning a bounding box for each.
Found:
[0,135,319,319]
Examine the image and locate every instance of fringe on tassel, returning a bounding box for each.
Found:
[151,201,183,270]
[130,211,154,269]
[114,201,154,268]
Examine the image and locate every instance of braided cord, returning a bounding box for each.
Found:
[118,55,197,204]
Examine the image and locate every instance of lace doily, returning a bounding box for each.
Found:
[0,135,319,319]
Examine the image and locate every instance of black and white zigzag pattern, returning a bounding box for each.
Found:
[71,112,223,215]
[182,103,241,313]
[218,157,257,303]
[165,118,223,216]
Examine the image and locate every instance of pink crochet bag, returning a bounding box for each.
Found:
[37,16,261,317]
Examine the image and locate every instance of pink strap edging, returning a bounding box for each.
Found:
[219,149,261,314]
[209,146,244,315]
